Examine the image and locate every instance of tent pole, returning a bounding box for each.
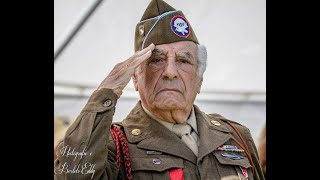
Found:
[54,0,104,62]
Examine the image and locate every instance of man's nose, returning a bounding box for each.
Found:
[162,58,178,80]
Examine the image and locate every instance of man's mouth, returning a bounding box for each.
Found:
[159,88,181,93]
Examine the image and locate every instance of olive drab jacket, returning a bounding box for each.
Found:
[54,88,265,180]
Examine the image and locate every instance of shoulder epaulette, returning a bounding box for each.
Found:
[208,113,243,126]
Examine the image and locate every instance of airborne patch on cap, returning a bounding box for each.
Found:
[170,15,190,38]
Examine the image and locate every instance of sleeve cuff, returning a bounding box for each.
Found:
[82,88,118,113]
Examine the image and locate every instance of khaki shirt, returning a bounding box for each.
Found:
[54,88,265,180]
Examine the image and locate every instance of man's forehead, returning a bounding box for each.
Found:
[154,41,197,54]
[152,49,194,60]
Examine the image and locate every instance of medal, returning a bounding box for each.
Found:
[217,145,244,152]
[240,166,249,179]
[221,152,244,160]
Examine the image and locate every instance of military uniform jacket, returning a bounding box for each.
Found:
[54,88,265,180]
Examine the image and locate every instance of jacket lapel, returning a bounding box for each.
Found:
[122,102,197,164]
[122,102,234,165]
[194,105,233,163]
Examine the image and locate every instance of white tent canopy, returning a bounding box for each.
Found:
[54,0,265,92]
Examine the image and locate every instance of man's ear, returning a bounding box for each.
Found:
[197,77,203,94]
[132,71,138,91]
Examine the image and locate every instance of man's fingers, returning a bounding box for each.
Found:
[124,50,152,70]
[121,43,154,67]
[136,43,155,57]
[98,44,154,94]
[131,50,152,69]
[131,43,155,60]
[115,43,154,72]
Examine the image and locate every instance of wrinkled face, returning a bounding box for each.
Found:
[133,41,202,111]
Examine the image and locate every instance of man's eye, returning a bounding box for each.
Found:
[180,59,190,64]
[151,58,162,63]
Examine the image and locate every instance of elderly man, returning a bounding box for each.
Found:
[54,0,265,179]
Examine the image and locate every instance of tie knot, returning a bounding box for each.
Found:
[172,123,192,138]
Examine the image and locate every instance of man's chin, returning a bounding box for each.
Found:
[153,98,185,110]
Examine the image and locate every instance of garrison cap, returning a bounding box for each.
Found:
[134,0,199,52]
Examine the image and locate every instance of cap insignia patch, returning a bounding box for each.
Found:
[170,15,190,38]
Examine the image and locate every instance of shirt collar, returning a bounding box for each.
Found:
[141,103,198,134]
[187,106,198,134]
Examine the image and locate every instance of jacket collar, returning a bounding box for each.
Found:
[122,101,197,163]
[122,101,233,164]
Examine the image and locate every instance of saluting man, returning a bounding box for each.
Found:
[54,0,265,179]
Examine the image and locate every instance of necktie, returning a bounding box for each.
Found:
[172,123,198,156]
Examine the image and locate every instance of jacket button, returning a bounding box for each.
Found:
[103,100,112,107]
[210,120,221,126]
[131,129,141,136]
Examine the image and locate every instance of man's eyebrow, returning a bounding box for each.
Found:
[152,49,167,55]
[177,51,194,59]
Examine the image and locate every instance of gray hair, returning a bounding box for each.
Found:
[197,44,207,77]
[135,44,207,77]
